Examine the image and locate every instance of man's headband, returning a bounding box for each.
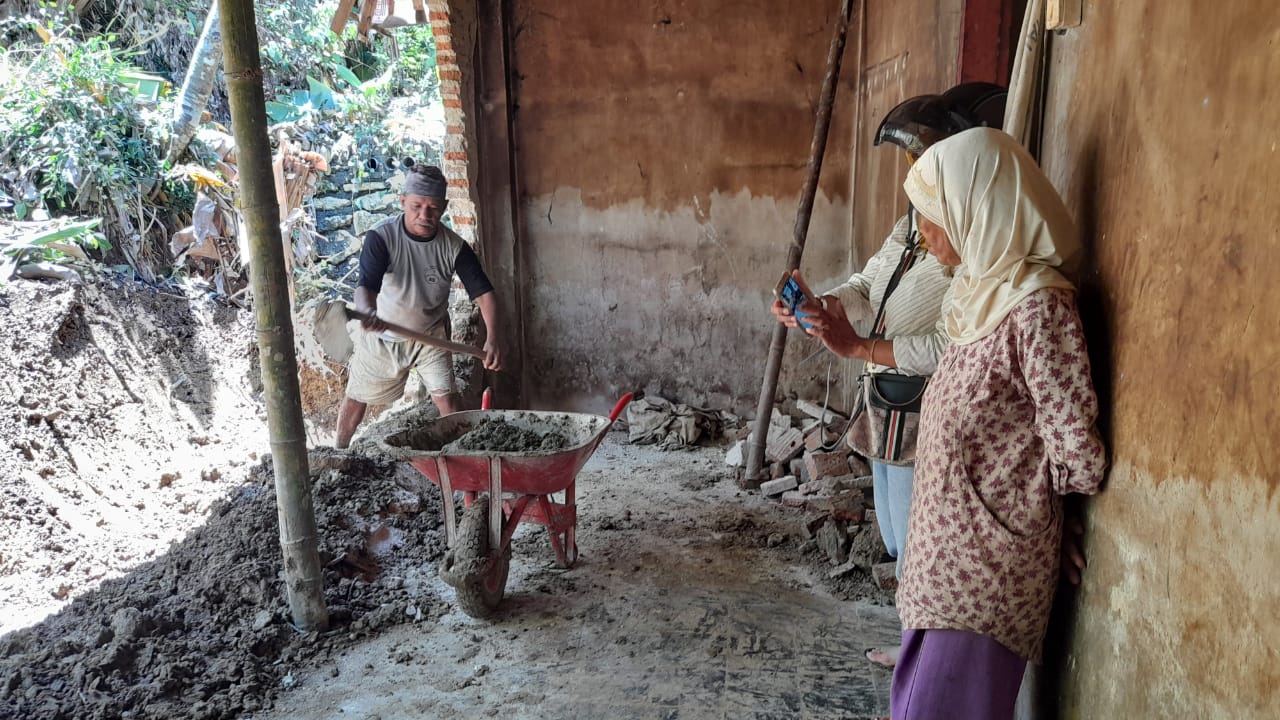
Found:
[403,170,447,199]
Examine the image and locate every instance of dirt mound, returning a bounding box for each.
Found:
[0,275,452,719]
[0,451,450,720]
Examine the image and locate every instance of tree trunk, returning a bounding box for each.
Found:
[165,3,223,166]
[218,0,329,631]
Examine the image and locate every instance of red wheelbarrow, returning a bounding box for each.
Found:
[380,393,633,617]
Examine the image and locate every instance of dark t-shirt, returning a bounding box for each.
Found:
[357,220,494,300]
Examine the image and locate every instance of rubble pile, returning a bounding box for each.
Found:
[726,401,897,593]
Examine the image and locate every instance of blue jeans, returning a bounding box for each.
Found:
[871,460,915,578]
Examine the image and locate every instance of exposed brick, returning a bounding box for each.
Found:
[429,10,450,22]
[803,451,848,482]
[438,69,462,81]
[451,215,476,226]
[446,124,465,135]
[848,453,871,476]
[799,512,831,539]
[443,98,463,109]
[769,462,786,480]
[872,562,899,591]
[444,152,468,163]
[760,475,798,498]
[436,40,454,52]
[780,491,808,508]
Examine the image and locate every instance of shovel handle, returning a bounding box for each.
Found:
[347,307,487,360]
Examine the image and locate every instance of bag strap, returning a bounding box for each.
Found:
[868,206,927,340]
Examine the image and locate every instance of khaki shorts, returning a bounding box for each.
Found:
[345,326,456,406]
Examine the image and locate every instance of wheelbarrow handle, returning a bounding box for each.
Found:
[608,393,635,424]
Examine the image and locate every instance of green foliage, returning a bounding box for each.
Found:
[1,218,109,268]
[0,13,167,230]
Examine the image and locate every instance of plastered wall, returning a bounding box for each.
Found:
[504,0,859,414]
[1037,2,1280,716]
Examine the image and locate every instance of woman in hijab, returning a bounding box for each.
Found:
[890,127,1107,720]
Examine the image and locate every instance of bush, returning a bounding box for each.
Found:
[0,13,169,260]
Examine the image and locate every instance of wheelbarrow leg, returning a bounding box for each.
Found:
[487,457,503,552]
[437,457,458,546]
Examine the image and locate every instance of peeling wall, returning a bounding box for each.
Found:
[500,0,962,415]
[1038,2,1280,716]
[504,0,863,414]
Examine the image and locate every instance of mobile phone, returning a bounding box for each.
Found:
[775,272,813,329]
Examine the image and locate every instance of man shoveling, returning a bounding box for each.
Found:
[335,163,502,448]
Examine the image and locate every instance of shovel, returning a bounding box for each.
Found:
[313,299,486,363]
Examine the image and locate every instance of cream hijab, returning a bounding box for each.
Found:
[902,128,1081,344]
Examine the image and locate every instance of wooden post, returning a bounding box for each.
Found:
[743,0,855,487]
[218,0,328,631]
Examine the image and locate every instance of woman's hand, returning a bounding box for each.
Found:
[802,294,869,359]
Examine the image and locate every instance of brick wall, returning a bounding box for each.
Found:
[425,1,477,242]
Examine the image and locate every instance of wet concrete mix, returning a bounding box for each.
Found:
[445,418,571,453]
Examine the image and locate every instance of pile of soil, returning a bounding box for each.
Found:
[446,418,570,453]
[0,274,452,719]
[0,450,450,720]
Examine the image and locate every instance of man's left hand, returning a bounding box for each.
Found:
[483,340,504,371]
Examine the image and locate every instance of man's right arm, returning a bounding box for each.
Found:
[355,231,390,331]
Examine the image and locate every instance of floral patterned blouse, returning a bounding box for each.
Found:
[897,288,1107,661]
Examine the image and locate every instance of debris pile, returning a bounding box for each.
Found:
[726,401,897,594]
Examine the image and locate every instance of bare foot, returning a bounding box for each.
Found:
[865,645,901,669]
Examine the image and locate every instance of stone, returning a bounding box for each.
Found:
[353,210,395,235]
[355,191,398,212]
[815,519,850,565]
[872,561,899,591]
[344,181,388,192]
[769,462,786,480]
[316,212,352,232]
[865,508,877,526]
[252,610,273,631]
[760,475,799,497]
[828,559,860,579]
[311,195,350,212]
[803,451,849,482]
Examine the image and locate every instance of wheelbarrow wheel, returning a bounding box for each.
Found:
[439,496,510,618]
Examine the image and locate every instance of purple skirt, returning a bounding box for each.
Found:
[890,628,1026,720]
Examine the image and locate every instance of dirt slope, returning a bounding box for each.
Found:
[0,276,451,719]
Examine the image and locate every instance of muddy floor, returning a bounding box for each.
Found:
[0,274,900,720]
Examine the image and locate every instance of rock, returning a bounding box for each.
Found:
[311,196,350,212]
[815,519,850,565]
[316,212,352,232]
[828,559,860,579]
[252,611,273,631]
[355,191,398,212]
[766,532,785,548]
[353,210,395,235]
[110,607,146,642]
[847,522,888,569]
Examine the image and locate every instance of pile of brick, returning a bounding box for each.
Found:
[726,402,897,591]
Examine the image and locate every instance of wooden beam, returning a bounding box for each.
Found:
[958,0,1020,85]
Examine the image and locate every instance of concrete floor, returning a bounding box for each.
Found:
[257,435,899,720]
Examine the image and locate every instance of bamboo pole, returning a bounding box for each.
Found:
[218,0,328,630]
[743,0,855,487]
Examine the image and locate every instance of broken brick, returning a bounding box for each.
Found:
[872,561,899,591]
[816,519,850,565]
[803,451,849,482]
[847,453,871,477]
[760,475,799,498]
[800,512,832,539]
[780,491,809,508]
